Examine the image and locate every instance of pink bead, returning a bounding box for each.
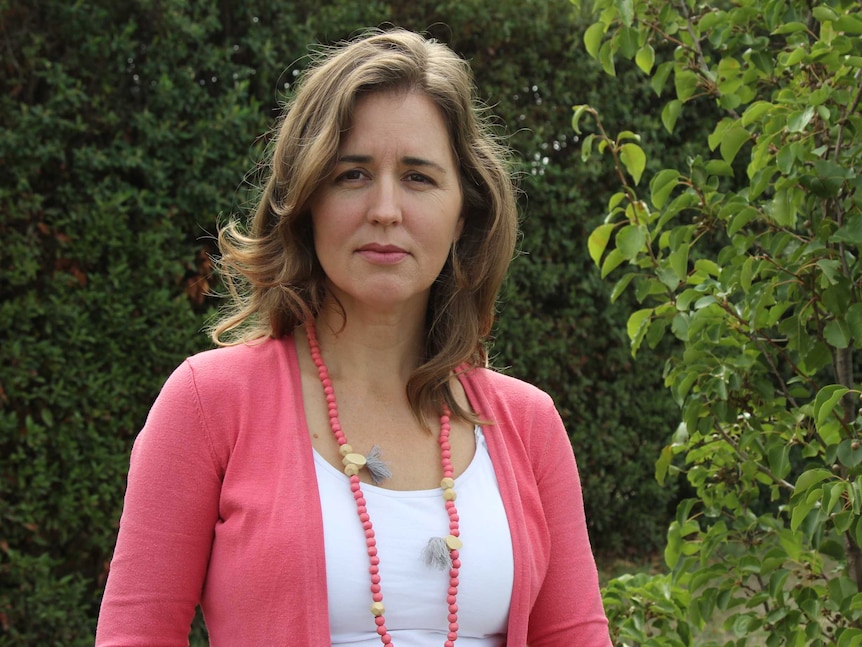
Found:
[307,325,463,647]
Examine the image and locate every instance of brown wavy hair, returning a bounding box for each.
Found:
[211,28,518,426]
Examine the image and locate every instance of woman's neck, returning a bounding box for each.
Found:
[310,302,426,388]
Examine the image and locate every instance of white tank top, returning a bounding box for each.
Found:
[314,426,514,646]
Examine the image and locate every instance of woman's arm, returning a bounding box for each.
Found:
[95,361,222,646]
[526,405,612,647]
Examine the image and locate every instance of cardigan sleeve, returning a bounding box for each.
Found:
[95,360,222,646]
[526,399,611,647]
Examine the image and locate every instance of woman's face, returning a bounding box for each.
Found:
[310,90,464,318]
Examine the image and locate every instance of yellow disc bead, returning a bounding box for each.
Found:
[342,452,367,467]
[445,534,463,550]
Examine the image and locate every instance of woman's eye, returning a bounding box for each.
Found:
[406,172,433,184]
[337,169,365,182]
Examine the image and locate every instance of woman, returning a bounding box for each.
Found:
[96,29,611,646]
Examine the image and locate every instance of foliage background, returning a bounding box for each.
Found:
[0,0,698,643]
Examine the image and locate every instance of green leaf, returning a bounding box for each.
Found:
[610,272,637,302]
[768,442,791,480]
[831,215,862,245]
[584,22,605,59]
[837,439,862,468]
[669,243,689,281]
[661,100,682,133]
[588,223,616,266]
[616,224,647,259]
[794,468,833,493]
[601,248,625,278]
[674,69,699,102]
[812,6,839,22]
[572,104,590,135]
[650,169,680,209]
[651,61,674,96]
[727,205,759,236]
[656,445,673,485]
[619,143,646,185]
[741,101,774,126]
[627,308,652,341]
[824,319,851,349]
[790,494,817,531]
[720,126,750,164]
[580,133,596,162]
[814,385,849,428]
[599,40,616,76]
[772,22,810,34]
[847,303,862,345]
[787,106,815,133]
[836,15,862,35]
[635,44,655,74]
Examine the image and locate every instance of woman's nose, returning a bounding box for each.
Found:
[366,178,402,226]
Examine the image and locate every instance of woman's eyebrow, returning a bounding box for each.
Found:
[336,154,448,174]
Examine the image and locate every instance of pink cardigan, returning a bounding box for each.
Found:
[96,336,610,646]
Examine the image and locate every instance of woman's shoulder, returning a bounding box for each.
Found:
[185,335,291,372]
[460,366,557,416]
[169,335,298,400]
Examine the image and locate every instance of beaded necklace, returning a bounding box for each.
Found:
[306,323,462,647]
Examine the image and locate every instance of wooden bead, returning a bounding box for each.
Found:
[344,463,360,476]
[440,477,455,489]
[443,488,457,501]
[343,452,367,467]
[445,534,463,550]
[370,601,386,616]
[339,444,354,457]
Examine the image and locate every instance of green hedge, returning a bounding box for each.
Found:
[0,0,694,642]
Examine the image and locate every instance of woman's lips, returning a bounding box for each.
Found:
[357,244,408,264]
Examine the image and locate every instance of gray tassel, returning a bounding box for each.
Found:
[365,445,392,485]
[422,537,452,571]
